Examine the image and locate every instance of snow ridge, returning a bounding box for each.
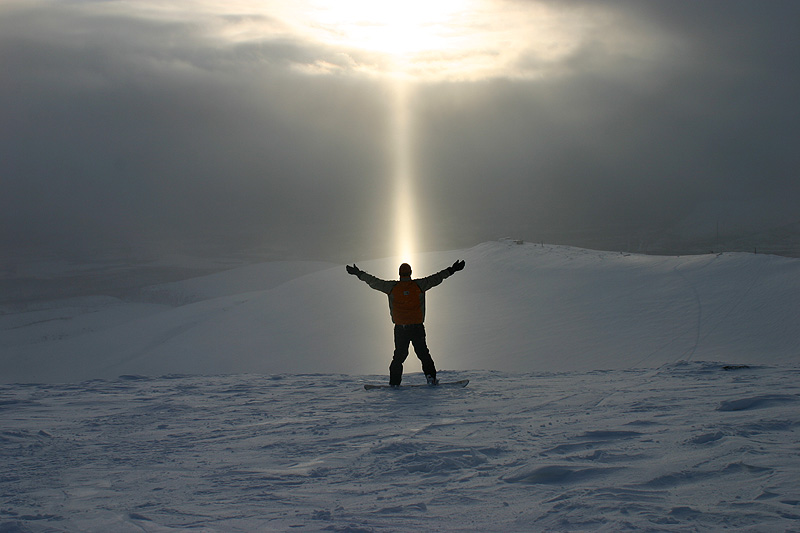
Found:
[1,240,798,383]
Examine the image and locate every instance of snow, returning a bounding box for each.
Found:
[1,240,799,531]
[133,261,336,306]
[3,240,797,383]
[2,367,799,531]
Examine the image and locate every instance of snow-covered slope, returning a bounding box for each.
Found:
[132,261,335,306]
[1,240,797,383]
[2,365,799,531]
[1,241,799,531]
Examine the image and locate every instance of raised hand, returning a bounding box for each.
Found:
[448,260,465,274]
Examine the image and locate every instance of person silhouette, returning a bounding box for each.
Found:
[346,259,465,386]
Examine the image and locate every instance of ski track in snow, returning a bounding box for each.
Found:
[2,364,799,532]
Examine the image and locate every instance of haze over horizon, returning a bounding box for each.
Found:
[2,0,799,264]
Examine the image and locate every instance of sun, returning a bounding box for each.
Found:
[307,0,466,59]
[270,0,486,79]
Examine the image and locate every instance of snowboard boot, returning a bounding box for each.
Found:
[426,374,439,386]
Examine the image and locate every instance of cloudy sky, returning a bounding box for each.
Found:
[2,0,799,262]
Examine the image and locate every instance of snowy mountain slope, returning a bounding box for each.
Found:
[131,261,336,306]
[425,242,798,373]
[0,240,798,383]
[1,241,799,531]
[1,365,799,531]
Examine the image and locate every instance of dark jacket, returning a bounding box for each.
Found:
[355,268,452,325]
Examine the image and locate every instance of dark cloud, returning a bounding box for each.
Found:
[413,1,800,249]
[1,4,396,260]
[1,1,798,263]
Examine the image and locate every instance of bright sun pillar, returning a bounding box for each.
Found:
[301,1,468,263]
[392,81,415,264]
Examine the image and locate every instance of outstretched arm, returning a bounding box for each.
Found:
[416,259,466,291]
[346,264,395,294]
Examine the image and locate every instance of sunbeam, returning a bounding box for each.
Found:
[391,80,416,263]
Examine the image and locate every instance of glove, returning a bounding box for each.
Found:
[346,264,362,276]
[447,259,465,275]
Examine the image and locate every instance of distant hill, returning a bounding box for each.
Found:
[1,240,798,383]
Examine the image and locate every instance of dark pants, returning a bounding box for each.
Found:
[390,323,436,386]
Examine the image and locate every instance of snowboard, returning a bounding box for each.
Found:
[364,379,469,390]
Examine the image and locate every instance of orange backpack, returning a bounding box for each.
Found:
[390,280,424,325]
